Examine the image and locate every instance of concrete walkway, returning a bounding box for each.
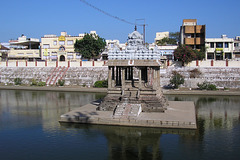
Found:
[1,85,240,96]
[59,101,197,129]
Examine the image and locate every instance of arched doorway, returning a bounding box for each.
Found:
[60,55,65,61]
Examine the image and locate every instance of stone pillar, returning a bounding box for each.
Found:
[112,66,115,87]
[139,67,142,89]
[121,67,125,90]
[108,66,112,89]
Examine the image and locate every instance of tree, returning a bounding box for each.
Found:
[157,37,177,46]
[170,71,184,89]
[74,33,106,60]
[169,32,180,43]
[174,45,197,65]
[193,46,206,60]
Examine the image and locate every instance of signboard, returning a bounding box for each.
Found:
[44,49,48,56]
[58,36,65,41]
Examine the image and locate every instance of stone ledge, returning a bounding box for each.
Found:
[59,101,197,129]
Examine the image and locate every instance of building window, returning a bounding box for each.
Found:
[210,42,214,48]
[53,41,57,45]
[59,41,65,45]
[67,40,73,45]
[216,42,223,48]
[225,42,229,48]
[43,44,50,49]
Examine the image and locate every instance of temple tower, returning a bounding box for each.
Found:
[98,30,168,117]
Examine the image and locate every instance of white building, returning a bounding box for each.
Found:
[8,35,41,61]
[205,35,234,60]
[154,31,169,43]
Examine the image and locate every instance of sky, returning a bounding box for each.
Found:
[0,0,239,43]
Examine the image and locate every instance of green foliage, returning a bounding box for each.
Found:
[197,81,217,90]
[193,47,206,60]
[174,45,197,65]
[74,33,106,60]
[37,81,46,86]
[14,78,22,85]
[157,37,177,46]
[169,32,180,43]
[189,68,202,78]
[169,71,184,89]
[58,79,65,86]
[94,80,108,88]
[31,79,37,86]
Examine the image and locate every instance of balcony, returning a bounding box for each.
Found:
[8,49,40,58]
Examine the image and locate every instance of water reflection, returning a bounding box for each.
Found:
[0,90,240,160]
[0,90,106,131]
[61,123,195,160]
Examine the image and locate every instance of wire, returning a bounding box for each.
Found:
[79,0,136,26]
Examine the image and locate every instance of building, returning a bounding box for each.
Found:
[41,31,97,61]
[108,31,162,60]
[102,40,127,60]
[180,19,206,50]
[154,31,169,43]
[0,43,9,61]
[99,29,168,113]
[234,36,240,60]
[149,43,177,60]
[8,35,41,61]
[205,35,234,60]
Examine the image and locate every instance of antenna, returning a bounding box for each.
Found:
[135,19,147,44]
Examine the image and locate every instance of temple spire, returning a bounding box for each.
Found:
[134,25,137,31]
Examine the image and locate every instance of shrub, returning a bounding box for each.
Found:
[197,81,217,90]
[94,80,108,88]
[31,79,37,86]
[169,71,184,89]
[14,78,22,85]
[189,68,202,78]
[58,79,65,86]
[37,81,46,86]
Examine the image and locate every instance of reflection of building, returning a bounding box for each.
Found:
[41,31,96,61]
[8,35,41,61]
[205,35,234,60]
[180,19,205,50]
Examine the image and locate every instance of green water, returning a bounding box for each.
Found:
[0,90,239,160]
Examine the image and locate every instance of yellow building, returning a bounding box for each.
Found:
[41,31,97,61]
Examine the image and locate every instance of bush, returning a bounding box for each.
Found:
[31,79,37,86]
[169,71,184,89]
[58,79,65,86]
[37,81,46,86]
[189,68,202,78]
[197,81,217,90]
[14,78,22,85]
[94,80,108,88]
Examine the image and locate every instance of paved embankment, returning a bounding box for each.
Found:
[59,101,197,129]
[1,86,240,96]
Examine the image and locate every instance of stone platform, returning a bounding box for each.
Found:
[59,101,197,129]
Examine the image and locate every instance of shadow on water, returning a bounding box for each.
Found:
[60,123,196,160]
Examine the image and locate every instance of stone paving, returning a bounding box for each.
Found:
[59,100,197,129]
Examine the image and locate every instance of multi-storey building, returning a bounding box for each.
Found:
[41,31,96,61]
[0,43,9,61]
[234,36,240,60]
[8,35,41,61]
[205,35,235,60]
[180,19,206,50]
[154,31,169,43]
